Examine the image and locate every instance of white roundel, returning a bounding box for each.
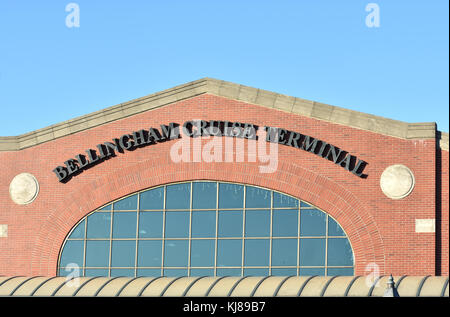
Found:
[380,165,415,199]
[9,173,40,205]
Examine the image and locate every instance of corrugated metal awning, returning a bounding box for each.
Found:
[0,276,448,297]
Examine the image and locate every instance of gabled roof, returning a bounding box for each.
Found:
[0,78,448,151]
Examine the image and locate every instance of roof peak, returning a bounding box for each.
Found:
[0,77,447,151]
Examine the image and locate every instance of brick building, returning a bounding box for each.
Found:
[0,78,448,296]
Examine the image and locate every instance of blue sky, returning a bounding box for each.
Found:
[0,0,448,136]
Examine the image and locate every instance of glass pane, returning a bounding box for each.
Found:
[165,211,190,238]
[59,182,356,279]
[245,186,271,208]
[166,183,190,209]
[192,182,217,209]
[245,209,270,237]
[192,211,216,238]
[68,219,85,239]
[190,239,215,267]
[190,268,214,276]
[164,240,189,267]
[113,195,138,210]
[164,269,188,277]
[271,268,297,276]
[60,240,84,267]
[244,239,269,266]
[58,268,70,277]
[111,269,135,277]
[272,239,297,266]
[138,212,163,238]
[244,268,269,276]
[60,264,82,277]
[85,269,109,277]
[327,267,354,276]
[85,241,110,267]
[217,239,242,267]
[300,209,326,237]
[137,269,161,277]
[328,217,346,237]
[218,210,243,237]
[137,240,162,267]
[140,187,164,210]
[112,212,137,238]
[111,240,136,267]
[100,204,112,211]
[327,238,354,266]
[218,183,244,209]
[299,238,326,266]
[299,268,325,276]
[86,213,111,238]
[217,268,241,277]
[273,210,298,237]
[273,192,298,208]
[300,201,312,208]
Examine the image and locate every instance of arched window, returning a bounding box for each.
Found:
[58,181,354,277]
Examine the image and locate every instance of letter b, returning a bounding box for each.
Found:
[53,166,69,182]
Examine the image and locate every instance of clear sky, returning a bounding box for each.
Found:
[0,0,448,136]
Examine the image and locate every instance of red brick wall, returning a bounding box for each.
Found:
[0,94,443,276]
[439,148,449,275]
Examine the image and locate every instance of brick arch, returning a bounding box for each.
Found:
[31,157,386,276]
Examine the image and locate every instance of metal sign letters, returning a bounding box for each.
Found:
[53,120,368,183]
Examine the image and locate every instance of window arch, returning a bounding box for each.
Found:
[58,181,354,277]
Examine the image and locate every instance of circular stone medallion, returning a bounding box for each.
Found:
[380,165,415,199]
[9,173,40,205]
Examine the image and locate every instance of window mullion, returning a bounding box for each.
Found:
[297,202,301,276]
[241,185,246,276]
[325,214,329,276]
[83,218,87,276]
[108,205,114,277]
[269,191,273,276]
[214,181,219,277]
[161,185,167,276]
[134,193,140,277]
[188,182,193,276]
